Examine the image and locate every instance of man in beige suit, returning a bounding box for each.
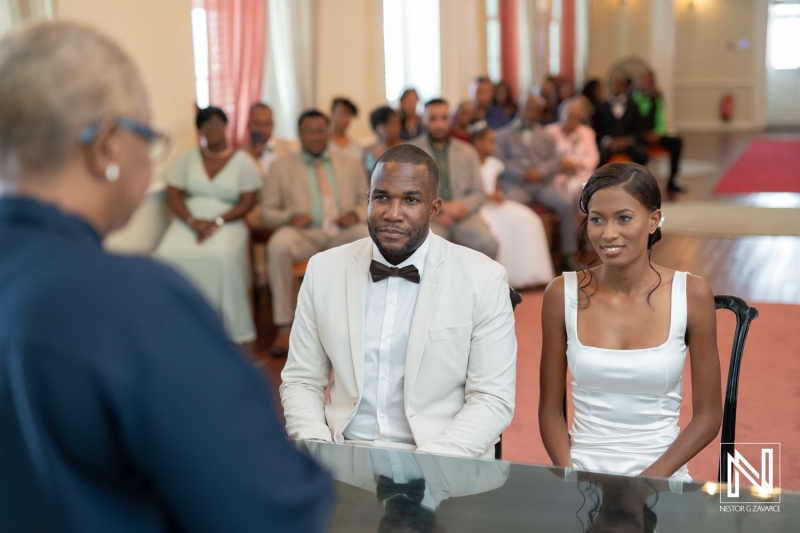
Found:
[262,109,369,356]
[280,144,516,458]
[410,98,498,258]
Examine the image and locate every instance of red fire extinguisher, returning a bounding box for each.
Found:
[720,94,734,122]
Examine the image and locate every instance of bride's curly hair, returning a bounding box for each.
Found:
[576,162,663,308]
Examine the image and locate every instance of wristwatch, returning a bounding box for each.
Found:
[214,216,225,227]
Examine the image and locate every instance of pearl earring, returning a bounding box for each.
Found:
[658,215,665,229]
[105,163,120,182]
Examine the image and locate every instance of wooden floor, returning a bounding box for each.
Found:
[251,128,800,373]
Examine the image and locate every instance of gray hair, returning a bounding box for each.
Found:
[558,95,590,123]
[0,22,145,182]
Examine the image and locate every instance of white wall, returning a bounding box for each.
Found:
[440,0,488,106]
[674,0,767,131]
[56,0,197,170]
[586,0,653,80]
[587,0,768,132]
[315,0,385,145]
[55,0,197,252]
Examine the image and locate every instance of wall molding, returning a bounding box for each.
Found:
[675,120,765,133]
[675,78,755,90]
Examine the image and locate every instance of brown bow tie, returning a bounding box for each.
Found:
[369,260,420,283]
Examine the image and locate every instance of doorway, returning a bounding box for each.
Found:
[766,1,800,126]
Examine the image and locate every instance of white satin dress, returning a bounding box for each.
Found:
[564,270,691,482]
[479,156,554,288]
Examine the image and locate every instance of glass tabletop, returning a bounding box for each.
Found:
[298,440,795,532]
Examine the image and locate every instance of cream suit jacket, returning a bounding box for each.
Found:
[280,234,517,458]
[260,150,368,229]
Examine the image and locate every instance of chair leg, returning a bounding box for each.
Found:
[714,295,759,484]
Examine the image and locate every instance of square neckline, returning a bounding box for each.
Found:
[573,271,678,352]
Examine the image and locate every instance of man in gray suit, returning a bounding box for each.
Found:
[261,109,369,356]
[410,98,497,258]
[495,95,579,271]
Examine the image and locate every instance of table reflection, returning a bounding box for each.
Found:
[296,440,797,532]
[573,472,664,533]
[300,440,509,532]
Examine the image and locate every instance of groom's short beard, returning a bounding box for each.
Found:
[368,220,429,260]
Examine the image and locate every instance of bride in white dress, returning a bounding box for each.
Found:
[538,162,721,482]
[471,125,554,288]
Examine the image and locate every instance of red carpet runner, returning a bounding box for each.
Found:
[505,290,800,489]
[714,139,800,194]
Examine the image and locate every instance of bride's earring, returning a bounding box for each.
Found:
[105,162,120,182]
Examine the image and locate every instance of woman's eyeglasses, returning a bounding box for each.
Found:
[79,117,171,161]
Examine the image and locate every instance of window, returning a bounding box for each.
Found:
[769,2,800,70]
[486,0,501,82]
[191,7,210,108]
[383,0,441,103]
[549,0,562,76]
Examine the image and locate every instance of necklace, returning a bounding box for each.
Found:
[201,146,233,159]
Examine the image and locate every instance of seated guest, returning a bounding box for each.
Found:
[363,105,403,175]
[539,162,721,482]
[410,98,498,258]
[262,109,369,356]
[580,78,604,124]
[556,76,576,103]
[154,106,262,345]
[245,101,298,228]
[495,95,579,271]
[451,99,475,142]
[592,72,648,166]
[328,96,362,158]
[470,76,511,129]
[398,88,424,141]
[493,79,518,122]
[632,69,686,192]
[245,101,298,176]
[471,122,555,288]
[545,97,601,202]
[0,21,332,531]
[280,144,517,458]
[537,75,561,125]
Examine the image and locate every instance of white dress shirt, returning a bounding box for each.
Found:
[342,233,431,445]
[257,140,280,175]
[610,95,627,120]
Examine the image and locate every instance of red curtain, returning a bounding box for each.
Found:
[560,0,575,85]
[202,0,267,148]
[498,0,520,100]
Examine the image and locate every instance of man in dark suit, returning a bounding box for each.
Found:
[593,72,649,166]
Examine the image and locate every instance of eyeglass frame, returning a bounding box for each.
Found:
[78,116,171,161]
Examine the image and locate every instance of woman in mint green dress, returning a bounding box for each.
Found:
[155,107,262,344]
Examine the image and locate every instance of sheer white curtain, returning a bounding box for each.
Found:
[0,0,54,37]
[262,0,317,140]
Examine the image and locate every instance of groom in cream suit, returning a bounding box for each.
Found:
[280,144,516,458]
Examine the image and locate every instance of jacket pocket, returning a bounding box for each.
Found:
[429,322,472,342]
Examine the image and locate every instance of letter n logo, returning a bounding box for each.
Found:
[720,443,781,504]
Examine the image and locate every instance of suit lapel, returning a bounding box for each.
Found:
[292,154,313,211]
[347,240,372,396]
[404,235,446,401]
